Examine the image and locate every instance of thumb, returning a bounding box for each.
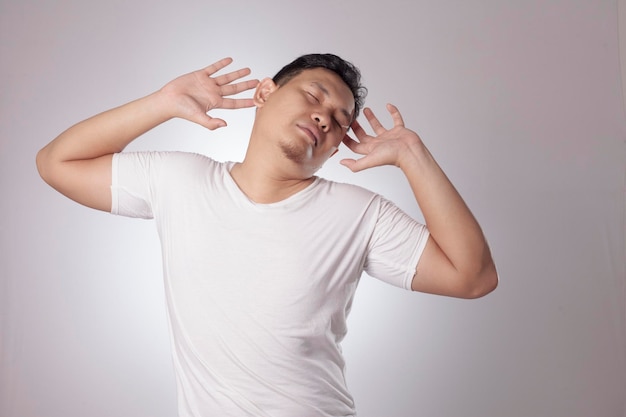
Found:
[194,114,227,131]
[340,158,367,173]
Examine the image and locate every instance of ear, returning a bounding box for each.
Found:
[254,77,278,108]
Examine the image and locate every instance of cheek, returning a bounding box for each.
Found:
[276,99,305,118]
[260,104,293,129]
[328,133,345,148]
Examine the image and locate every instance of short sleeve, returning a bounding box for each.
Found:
[364,197,430,290]
[110,152,159,219]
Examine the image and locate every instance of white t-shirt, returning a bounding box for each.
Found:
[111,151,429,417]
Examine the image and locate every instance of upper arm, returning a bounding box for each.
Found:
[411,236,498,298]
[36,150,113,212]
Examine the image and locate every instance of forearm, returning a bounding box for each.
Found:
[38,91,172,165]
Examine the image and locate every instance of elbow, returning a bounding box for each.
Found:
[36,147,50,183]
[36,146,60,188]
[463,261,498,299]
[35,147,53,185]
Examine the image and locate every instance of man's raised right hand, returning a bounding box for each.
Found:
[159,57,259,130]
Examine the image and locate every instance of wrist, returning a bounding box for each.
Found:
[397,138,433,172]
[146,90,179,122]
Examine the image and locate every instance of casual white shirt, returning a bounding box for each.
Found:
[111,151,429,416]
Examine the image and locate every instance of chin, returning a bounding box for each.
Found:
[279,141,310,164]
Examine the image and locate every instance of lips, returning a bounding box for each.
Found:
[298,124,319,147]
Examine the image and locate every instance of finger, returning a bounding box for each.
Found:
[339,158,358,172]
[219,97,257,110]
[387,103,405,127]
[350,119,368,141]
[214,67,253,86]
[219,79,260,97]
[203,57,234,76]
[191,113,227,130]
[363,107,387,135]
[204,118,228,130]
[339,157,373,173]
[341,135,367,155]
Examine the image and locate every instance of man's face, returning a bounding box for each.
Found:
[254,68,356,176]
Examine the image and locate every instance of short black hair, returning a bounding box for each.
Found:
[272,53,367,120]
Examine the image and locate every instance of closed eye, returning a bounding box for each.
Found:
[307,91,320,103]
[333,117,347,130]
[335,116,351,131]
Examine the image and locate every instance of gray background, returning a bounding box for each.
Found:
[1,0,625,416]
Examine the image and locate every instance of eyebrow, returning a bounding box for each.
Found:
[311,82,353,123]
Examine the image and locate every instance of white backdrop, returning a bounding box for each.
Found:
[1,0,625,416]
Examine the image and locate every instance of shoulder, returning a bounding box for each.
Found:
[315,177,381,206]
[315,178,419,225]
[115,151,224,175]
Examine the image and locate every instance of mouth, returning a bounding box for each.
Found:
[298,125,319,147]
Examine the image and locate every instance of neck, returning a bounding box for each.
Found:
[229,155,315,204]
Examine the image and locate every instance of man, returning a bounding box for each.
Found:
[37,54,497,416]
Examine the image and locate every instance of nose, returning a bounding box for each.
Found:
[312,112,330,132]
